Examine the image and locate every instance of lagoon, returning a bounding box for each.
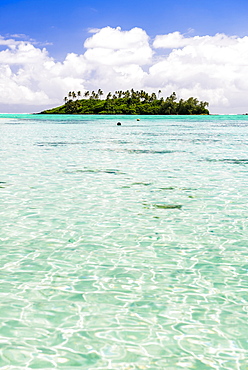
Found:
[0,114,248,369]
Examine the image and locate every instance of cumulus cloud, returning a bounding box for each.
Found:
[151,32,248,111]
[0,35,22,47]
[84,26,152,66]
[153,32,239,49]
[85,26,149,50]
[0,27,248,113]
[0,42,88,111]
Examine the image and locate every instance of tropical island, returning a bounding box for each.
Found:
[40,89,210,115]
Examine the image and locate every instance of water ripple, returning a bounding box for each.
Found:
[0,115,247,369]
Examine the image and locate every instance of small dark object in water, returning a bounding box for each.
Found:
[154,204,182,209]
[117,122,121,125]
[136,118,140,121]
[0,181,7,189]
[143,203,182,210]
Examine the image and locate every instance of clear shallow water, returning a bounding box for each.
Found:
[0,114,247,369]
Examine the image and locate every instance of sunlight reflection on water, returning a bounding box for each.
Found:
[0,114,248,369]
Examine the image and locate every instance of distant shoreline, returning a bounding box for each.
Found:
[1,113,248,117]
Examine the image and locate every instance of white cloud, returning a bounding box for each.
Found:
[0,42,88,110]
[84,26,152,66]
[150,32,248,112]
[85,26,149,49]
[87,28,101,34]
[1,27,248,113]
[0,36,22,47]
[153,32,239,49]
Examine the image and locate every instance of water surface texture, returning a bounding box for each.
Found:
[0,114,248,369]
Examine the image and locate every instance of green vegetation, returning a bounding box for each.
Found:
[41,89,209,115]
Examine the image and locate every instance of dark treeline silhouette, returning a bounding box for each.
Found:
[41,89,209,115]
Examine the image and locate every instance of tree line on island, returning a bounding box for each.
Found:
[41,89,209,115]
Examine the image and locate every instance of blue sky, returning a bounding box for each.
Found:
[1,0,248,58]
[1,0,248,113]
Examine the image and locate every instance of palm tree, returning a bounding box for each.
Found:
[64,97,68,104]
[72,91,77,100]
[140,90,145,101]
[124,90,130,99]
[77,91,81,99]
[89,91,95,99]
[98,89,103,99]
[84,91,90,99]
[158,90,162,99]
[151,93,157,101]
[144,92,149,102]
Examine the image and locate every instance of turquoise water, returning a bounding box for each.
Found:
[0,114,247,369]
